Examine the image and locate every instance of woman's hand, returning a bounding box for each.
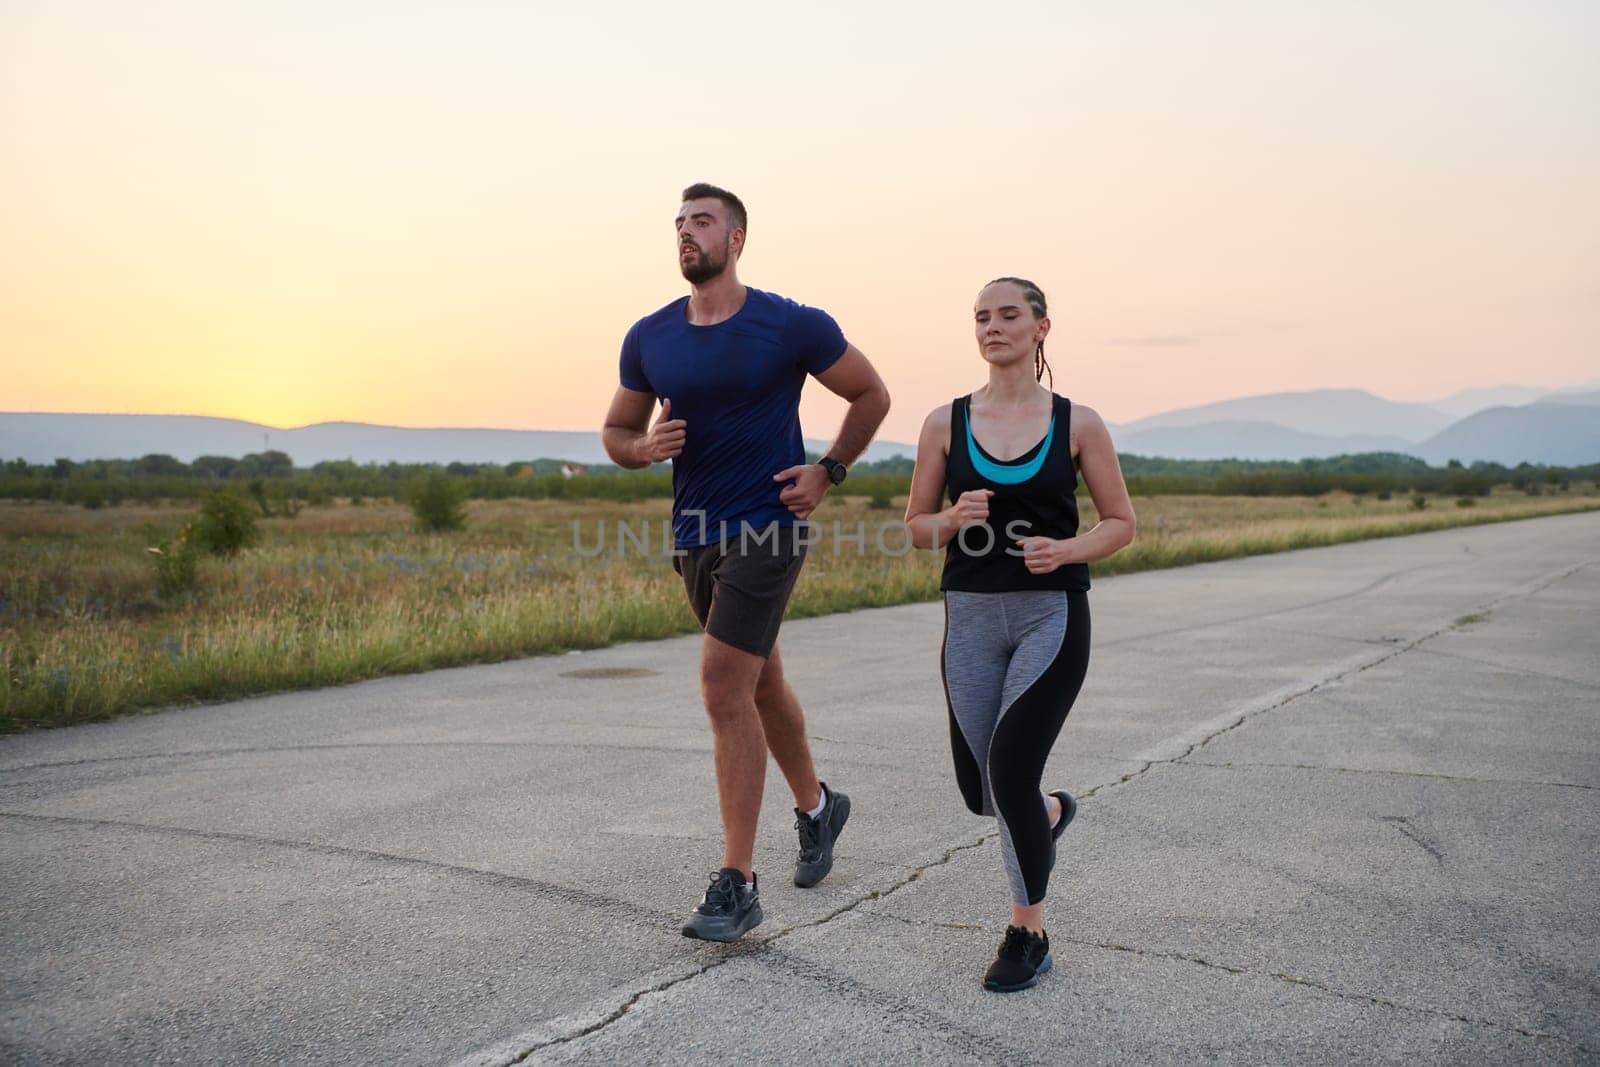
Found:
[1016,535,1072,574]
[951,489,994,527]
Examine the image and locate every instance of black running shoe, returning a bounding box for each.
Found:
[680,868,763,942]
[793,782,851,888]
[1047,789,1078,872]
[983,925,1053,993]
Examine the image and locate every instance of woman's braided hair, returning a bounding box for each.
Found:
[986,276,1052,389]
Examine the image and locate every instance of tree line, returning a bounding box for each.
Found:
[1,450,1595,507]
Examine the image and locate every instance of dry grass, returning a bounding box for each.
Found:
[4,489,1597,731]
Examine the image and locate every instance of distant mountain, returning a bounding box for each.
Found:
[804,438,915,462]
[1536,389,1600,407]
[1412,402,1600,466]
[1429,383,1600,418]
[0,413,916,466]
[1427,385,1554,418]
[8,384,1595,468]
[1117,420,1416,462]
[1119,389,1452,443]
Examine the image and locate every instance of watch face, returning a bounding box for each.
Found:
[824,460,846,484]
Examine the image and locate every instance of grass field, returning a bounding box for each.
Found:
[4,489,1598,731]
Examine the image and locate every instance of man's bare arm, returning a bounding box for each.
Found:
[602,387,683,469]
[812,344,890,464]
[771,344,891,519]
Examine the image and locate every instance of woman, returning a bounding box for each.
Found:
[905,277,1135,992]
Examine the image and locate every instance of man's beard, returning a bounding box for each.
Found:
[680,241,729,285]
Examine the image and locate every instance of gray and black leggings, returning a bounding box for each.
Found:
[941,589,1091,906]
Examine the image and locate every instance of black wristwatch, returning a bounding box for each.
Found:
[818,456,847,485]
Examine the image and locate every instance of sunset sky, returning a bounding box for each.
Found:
[3,1,1596,443]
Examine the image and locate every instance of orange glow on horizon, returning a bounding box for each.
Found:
[3,4,1596,443]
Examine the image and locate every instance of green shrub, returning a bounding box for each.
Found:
[1410,495,1428,510]
[248,479,272,516]
[1456,497,1476,508]
[1376,490,1392,501]
[409,472,468,532]
[192,491,260,557]
[148,527,200,599]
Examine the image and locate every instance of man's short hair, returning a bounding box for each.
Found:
[681,182,747,234]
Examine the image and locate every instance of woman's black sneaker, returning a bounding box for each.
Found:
[1047,789,1078,872]
[681,868,763,942]
[983,925,1053,992]
[793,781,850,888]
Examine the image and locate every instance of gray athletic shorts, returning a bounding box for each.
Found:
[673,525,808,658]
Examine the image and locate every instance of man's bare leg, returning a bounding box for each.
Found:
[701,633,769,879]
[755,642,823,813]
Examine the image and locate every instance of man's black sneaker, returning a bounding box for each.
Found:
[793,782,851,888]
[1047,789,1078,872]
[680,868,763,942]
[983,925,1053,993]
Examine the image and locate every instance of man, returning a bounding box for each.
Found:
[602,183,890,941]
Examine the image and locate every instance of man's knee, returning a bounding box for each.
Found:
[754,660,789,710]
[701,675,754,727]
[701,638,762,727]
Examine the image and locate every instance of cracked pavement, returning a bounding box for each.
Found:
[3,512,1598,1064]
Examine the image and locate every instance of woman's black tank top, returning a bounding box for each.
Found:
[941,392,1091,593]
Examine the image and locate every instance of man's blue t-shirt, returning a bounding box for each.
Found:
[619,288,847,548]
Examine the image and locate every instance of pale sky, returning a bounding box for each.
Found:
[3,1,1596,442]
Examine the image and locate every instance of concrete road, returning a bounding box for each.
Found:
[3,512,1597,1065]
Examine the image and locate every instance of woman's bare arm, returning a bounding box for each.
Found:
[1014,404,1135,573]
[904,405,993,549]
[1060,405,1135,563]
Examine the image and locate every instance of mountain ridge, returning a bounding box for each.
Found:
[5,382,1597,467]
[0,413,918,466]
[1116,388,1451,442]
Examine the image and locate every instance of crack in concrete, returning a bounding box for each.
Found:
[488,832,1004,1063]
[1079,761,1156,799]
[927,923,1590,1052]
[466,555,1600,1063]
[482,955,750,1065]
[1171,757,1599,792]
[1053,933,1248,975]
[0,739,714,775]
[1096,559,1456,651]
[1415,646,1600,693]
[860,910,986,932]
[0,811,680,929]
[770,832,998,935]
[1053,932,1592,1051]
[1267,970,1592,1052]
[451,556,1600,1062]
[1184,632,1436,761]
[1378,815,1446,866]
[1134,557,1595,771]
[486,930,1044,1065]
[761,948,1042,1063]
[1249,625,1378,648]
